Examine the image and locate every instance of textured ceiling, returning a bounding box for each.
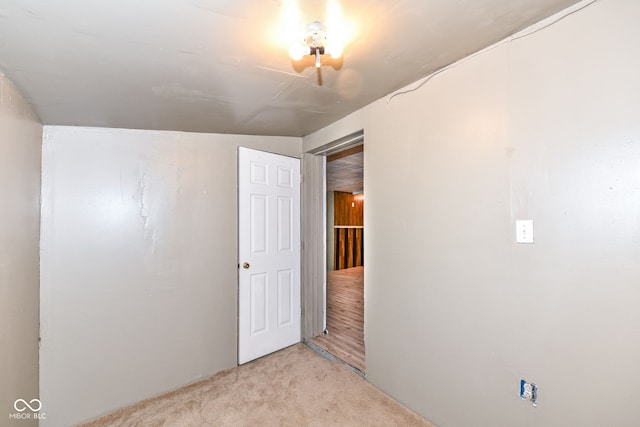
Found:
[327,145,364,193]
[0,0,580,137]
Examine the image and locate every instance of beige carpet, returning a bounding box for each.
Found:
[79,343,435,427]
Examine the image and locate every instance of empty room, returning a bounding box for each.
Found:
[2,0,639,426]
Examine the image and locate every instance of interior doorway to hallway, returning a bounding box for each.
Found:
[309,143,365,373]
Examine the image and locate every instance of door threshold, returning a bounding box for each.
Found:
[304,340,366,379]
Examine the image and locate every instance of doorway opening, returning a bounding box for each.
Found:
[309,141,365,373]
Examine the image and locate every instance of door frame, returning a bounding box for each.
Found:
[301,130,364,340]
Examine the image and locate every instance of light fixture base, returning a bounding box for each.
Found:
[289,21,343,63]
[304,21,327,49]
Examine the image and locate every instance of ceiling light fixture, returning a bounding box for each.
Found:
[289,21,343,68]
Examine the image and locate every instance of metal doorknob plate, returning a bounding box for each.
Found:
[243,262,250,269]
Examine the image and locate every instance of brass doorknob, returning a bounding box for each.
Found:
[242,262,250,269]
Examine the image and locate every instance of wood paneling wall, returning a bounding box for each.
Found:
[334,191,364,270]
[334,191,363,226]
[334,227,364,270]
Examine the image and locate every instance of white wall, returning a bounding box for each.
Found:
[0,73,42,426]
[40,126,301,426]
[309,0,640,426]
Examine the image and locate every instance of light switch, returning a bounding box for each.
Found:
[516,220,534,244]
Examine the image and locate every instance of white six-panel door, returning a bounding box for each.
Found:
[238,147,301,364]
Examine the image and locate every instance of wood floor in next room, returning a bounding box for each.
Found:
[310,266,365,372]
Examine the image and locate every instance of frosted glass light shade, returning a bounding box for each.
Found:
[325,42,343,59]
[289,44,310,61]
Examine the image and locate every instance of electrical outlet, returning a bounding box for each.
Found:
[520,379,538,406]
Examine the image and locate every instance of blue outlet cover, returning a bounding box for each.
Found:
[520,379,538,405]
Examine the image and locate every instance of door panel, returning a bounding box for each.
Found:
[278,197,293,251]
[238,147,301,364]
[250,273,268,335]
[277,269,293,326]
[250,195,268,254]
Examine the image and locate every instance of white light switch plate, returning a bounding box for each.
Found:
[516,220,534,244]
